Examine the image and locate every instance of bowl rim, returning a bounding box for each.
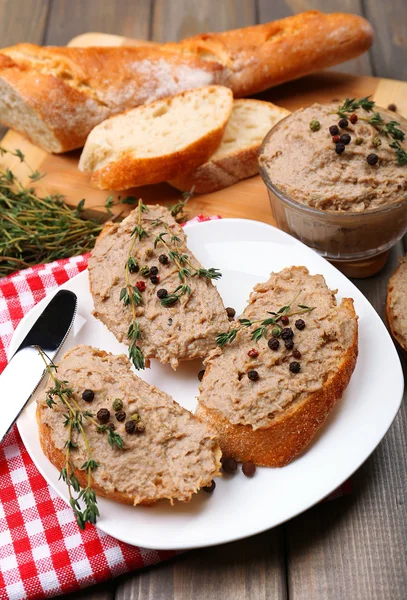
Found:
[258,113,407,220]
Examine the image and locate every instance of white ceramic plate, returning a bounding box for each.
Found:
[12,218,403,550]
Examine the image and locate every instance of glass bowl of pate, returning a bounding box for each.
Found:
[258,101,407,274]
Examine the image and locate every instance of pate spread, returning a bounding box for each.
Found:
[37,346,220,505]
[387,256,407,350]
[199,267,357,430]
[260,103,407,212]
[88,205,230,369]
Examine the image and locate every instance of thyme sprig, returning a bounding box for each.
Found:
[336,96,375,117]
[389,141,407,166]
[38,348,124,529]
[153,225,221,306]
[216,293,315,347]
[168,187,194,223]
[120,199,148,370]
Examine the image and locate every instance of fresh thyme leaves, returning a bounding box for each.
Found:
[120,199,147,370]
[168,187,194,223]
[337,96,375,117]
[389,141,407,166]
[216,294,315,347]
[368,112,405,141]
[153,225,222,306]
[37,347,124,529]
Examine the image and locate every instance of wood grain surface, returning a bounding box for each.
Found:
[0,2,406,599]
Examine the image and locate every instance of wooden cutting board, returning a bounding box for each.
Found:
[1,33,407,226]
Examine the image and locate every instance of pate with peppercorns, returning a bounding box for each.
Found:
[259,101,407,212]
[196,266,358,467]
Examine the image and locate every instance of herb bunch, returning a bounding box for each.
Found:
[153,224,221,307]
[38,347,123,529]
[120,199,148,370]
[336,96,375,117]
[216,293,314,347]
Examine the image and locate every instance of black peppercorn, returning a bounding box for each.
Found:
[150,275,160,284]
[367,153,379,165]
[222,457,238,474]
[340,133,351,145]
[329,125,339,136]
[247,370,259,381]
[202,480,216,493]
[292,349,302,359]
[157,288,168,299]
[97,408,110,424]
[295,319,306,330]
[284,339,294,350]
[226,307,236,320]
[388,103,397,112]
[281,327,294,340]
[339,117,348,129]
[268,338,280,351]
[198,369,205,382]
[128,262,139,274]
[125,420,136,434]
[335,143,346,154]
[82,389,94,402]
[289,361,301,374]
[242,461,256,477]
[149,266,158,276]
[159,254,169,265]
[115,410,126,422]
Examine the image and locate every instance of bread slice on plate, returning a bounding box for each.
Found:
[79,85,233,190]
[36,345,221,506]
[168,99,290,193]
[386,255,407,352]
[88,203,230,370]
[196,266,358,467]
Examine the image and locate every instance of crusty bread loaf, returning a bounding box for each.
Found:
[0,11,373,152]
[386,256,407,352]
[36,345,221,506]
[79,86,233,190]
[88,204,230,370]
[196,266,358,467]
[168,99,290,193]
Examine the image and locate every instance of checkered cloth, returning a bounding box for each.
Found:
[0,214,351,600]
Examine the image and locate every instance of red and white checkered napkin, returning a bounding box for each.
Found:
[0,214,351,600]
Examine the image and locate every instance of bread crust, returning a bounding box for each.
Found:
[386,257,407,353]
[0,12,373,152]
[196,298,358,467]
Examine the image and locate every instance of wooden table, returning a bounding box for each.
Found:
[1,2,406,599]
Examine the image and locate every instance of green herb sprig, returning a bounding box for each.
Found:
[38,348,124,529]
[168,187,194,222]
[216,293,314,347]
[337,96,375,117]
[120,199,148,370]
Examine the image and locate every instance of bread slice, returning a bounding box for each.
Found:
[79,85,233,190]
[168,99,290,193]
[88,203,230,370]
[36,345,221,506]
[386,256,407,352]
[196,266,358,467]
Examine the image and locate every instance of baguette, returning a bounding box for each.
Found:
[79,86,233,190]
[386,255,407,352]
[168,99,290,193]
[0,11,373,153]
[36,345,221,506]
[196,266,358,467]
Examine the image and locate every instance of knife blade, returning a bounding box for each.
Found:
[0,289,77,444]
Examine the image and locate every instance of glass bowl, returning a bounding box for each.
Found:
[258,118,407,272]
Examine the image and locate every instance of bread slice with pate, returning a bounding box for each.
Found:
[168,99,290,193]
[386,255,407,352]
[79,85,233,189]
[36,345,221,506]
[196,266,358,467]
[88,203,230,370]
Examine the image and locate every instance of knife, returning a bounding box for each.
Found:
[0,289,77,444]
